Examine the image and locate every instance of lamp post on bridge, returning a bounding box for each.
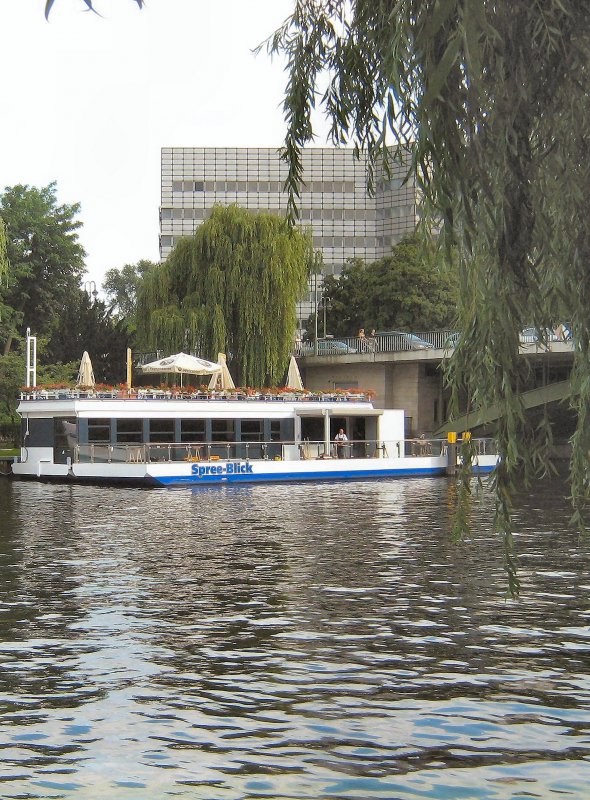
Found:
[83,280,98,304]
[312,252,324,357]
[322,296,331,338]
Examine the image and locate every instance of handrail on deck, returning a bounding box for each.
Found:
[73,437,496,465]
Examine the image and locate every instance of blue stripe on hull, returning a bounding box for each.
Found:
[153,466,448,487]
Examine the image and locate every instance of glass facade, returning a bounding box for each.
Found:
[160,147,418,326]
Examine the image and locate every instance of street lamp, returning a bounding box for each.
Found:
[323,296,331,338]
[84,280,98,304]
[312,252,324,356]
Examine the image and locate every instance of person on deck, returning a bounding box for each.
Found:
[334,428,348,458]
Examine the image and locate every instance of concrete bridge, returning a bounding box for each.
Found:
[297,331,574,438]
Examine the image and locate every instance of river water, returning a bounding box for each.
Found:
[0,476,589,800]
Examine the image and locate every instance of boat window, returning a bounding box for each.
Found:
[116,418,143,444]
[54,417,77,463]
[240,419,264,442]
[22,418,53,446]
[88,418,111,443]
[54,417,77,447]
[149,419,175,443]
[180,419,206,442]
[270,420,281,442]
[211,419,235,442]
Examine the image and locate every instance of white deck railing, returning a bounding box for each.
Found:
[72,438,496,465]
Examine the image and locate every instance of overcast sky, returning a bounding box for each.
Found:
[0,0,326,289]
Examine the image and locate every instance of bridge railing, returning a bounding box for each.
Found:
[135,325,575,365]
[294,330,461,356]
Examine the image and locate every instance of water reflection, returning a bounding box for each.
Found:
[0,477,589,798]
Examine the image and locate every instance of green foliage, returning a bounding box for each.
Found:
[103,259,157,323]
[313,235,457,338]
[44,291,129,384]
[0,351,24,423]
[0,183,85,355]
[37,360,79,386]
[0,217,8,284]
[136,205,313,386]
[0,343,77,426]
[268,0,590,588]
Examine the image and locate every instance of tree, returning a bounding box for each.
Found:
[0,183,85,355]
[312,235,457,338]
[0,351,25,425]
[267,1,590,590]
[136,205,313,387]
[0,217,11,331]
[103,259,157,321]
[0,218,7,284]
[0,289,128,429]
[44,291,129,384]
[0,345,78,430]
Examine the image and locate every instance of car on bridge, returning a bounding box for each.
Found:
[301,338,358,355]
[520,325,572,345]
[376,331,434,350]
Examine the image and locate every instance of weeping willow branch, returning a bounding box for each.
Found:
[44,0,144,19]
[267,0,590,591]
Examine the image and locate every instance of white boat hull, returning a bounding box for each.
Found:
[12,453,496,487]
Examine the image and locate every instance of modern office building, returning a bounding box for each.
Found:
[160,147,418,325]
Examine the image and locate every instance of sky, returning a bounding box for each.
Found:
[0,0,325,290]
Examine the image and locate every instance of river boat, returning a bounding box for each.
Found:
[11,388,497,487]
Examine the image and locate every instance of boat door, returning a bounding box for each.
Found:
[53,418,77,464]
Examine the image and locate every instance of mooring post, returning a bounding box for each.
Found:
[446,431,457,475]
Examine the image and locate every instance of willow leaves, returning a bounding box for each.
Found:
[136,205,312,387]
[267,0,590,582]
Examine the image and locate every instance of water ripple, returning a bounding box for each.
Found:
[0,477,589,798]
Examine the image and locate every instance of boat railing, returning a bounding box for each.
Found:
[75,441,294,464]
[72,437,494,465]
[74,439,391,464]
[298,439,396,459]
[20,388,373,403]
[405,438,445,457]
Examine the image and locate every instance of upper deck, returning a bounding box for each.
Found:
[17,388,378,422]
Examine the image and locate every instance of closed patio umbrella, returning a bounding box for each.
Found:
[76,351,95,389]
[285,355,304,391]
[208,353,235,391]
